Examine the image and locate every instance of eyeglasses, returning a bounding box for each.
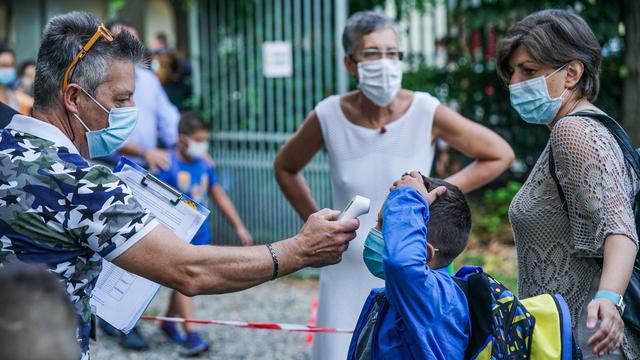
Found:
[358,49,404,61]
[61,23,114,91]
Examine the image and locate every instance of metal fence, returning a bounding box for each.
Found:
[193,0,447,246]
[195,0,347,245]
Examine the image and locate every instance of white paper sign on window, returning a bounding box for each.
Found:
[263,41,293,78]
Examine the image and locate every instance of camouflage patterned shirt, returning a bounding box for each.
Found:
[0,115,159,358]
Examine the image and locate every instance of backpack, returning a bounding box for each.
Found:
[548,112,640,332]
[454,266,579,360]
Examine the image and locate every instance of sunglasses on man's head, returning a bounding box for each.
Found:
[61,23,113,91]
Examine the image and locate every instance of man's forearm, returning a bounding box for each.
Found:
[178,237,303,295]
[114,211,356,296]
[113,226,302,296]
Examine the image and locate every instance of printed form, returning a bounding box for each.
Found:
[91,158,209,333]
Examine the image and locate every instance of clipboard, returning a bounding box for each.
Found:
[90,157,210,333]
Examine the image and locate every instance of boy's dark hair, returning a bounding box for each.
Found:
[0,263,80,359]
[422,176,471,268]
[179,111,209,135]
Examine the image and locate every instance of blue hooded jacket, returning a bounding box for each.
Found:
[347,186,470,360]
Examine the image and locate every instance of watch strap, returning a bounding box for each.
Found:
[594,290,625,313]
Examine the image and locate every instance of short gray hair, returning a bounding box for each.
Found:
[33,11,145,110]
[342,11,398,55]
[496,9,601,102]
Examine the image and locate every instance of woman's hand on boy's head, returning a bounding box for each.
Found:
[390,171,447,205]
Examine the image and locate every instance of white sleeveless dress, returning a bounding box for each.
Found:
[311,92,439,360]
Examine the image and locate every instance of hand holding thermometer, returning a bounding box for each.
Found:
[337,195,371,221]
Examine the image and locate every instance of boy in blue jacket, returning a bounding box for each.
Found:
[348,171,471,360]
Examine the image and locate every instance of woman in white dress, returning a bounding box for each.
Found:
[274,11,514,360]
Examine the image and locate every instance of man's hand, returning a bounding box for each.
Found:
[295,208,358,267]
[390,171,447,205]
[587,298,625,355]
[143,148,170,172]
[236,226,253,246]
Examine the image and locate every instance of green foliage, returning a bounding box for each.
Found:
[477,181,521,236]
[455,243,518,292]
[350,0,441,17]
[467,181,521,245]
[107,0,127,18]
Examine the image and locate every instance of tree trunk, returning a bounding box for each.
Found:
[622,0,640,144]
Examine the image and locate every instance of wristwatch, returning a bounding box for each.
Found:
[594,290,626,316]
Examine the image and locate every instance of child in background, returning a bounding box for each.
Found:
[154,111,253,355]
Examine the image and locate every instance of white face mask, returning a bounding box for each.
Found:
[186,139,208,159]
[150,59,160,73]
[357,59,403,107]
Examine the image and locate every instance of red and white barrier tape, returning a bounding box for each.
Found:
[140,315,354,334]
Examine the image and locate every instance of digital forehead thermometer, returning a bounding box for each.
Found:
[337,195,371,221]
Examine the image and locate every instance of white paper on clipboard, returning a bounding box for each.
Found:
[90,158,209,333]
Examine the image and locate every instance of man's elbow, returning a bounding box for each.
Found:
[171,264,210,297]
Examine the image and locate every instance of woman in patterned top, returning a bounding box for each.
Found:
[498,9,639,359]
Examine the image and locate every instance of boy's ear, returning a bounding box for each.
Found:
[375,205,384,231]
[426,243,436,266]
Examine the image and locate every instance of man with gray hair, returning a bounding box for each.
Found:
[0,11,358,359]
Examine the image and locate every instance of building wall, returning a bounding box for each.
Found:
[144,0,176,49]
[6,0,177,63]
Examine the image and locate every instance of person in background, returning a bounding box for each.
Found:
[150,32,169,54]
[154,112,252,355]
[0,45,19,111]
[100,20,180,173]
[15,60,35,115]
[0,263,81,360]
[156,51,192,111]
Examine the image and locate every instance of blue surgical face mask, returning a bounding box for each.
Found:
[0,67,16,86]
[73,87,138,158]
[363,228,386,280]
[509,65,568,125]
[364,226,439,279]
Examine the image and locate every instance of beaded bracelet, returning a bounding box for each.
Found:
[265,243,279,280]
